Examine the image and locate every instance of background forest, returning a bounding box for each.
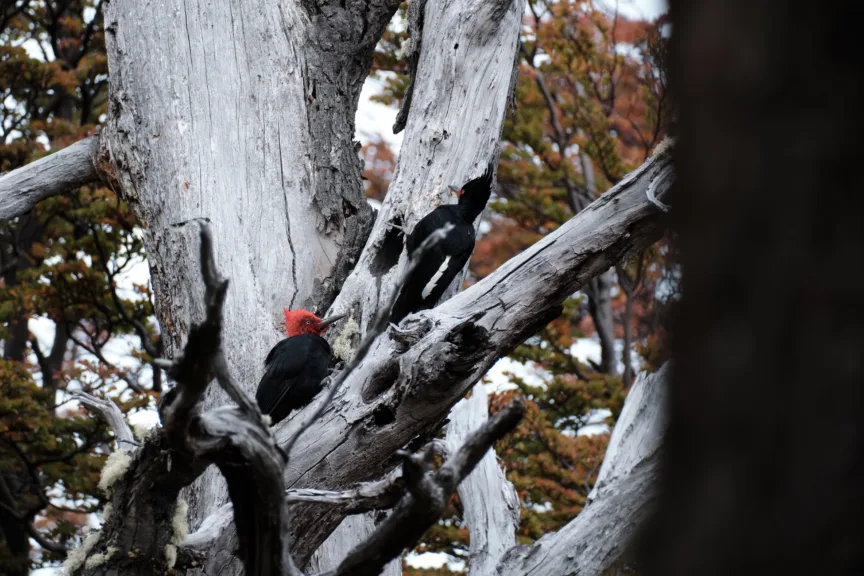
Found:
[0,0,672,573]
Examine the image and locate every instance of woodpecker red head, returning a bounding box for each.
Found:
[283,309,346,337]
[258,309,345,426]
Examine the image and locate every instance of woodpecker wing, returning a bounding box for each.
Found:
[392,207,475,323]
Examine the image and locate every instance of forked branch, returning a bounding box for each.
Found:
[73,391,138,453]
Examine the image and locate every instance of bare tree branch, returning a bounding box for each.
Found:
[392,0,428,134]
[0,136,103,220]
[201,144,675,564]
[72,391,138,453]
[285,470,404,512]
[286,439,448,514]
[155,222,296,576]
[491,364,670,576]
[446,385,520,575]
[328,401,525,576]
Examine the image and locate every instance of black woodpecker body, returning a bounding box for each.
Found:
[255,309,345,426]
[391,163,495,323]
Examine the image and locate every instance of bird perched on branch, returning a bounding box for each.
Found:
[255,309,345,426]
[391,163,495,323]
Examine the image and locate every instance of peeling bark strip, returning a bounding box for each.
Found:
[0,136,103,219]
[493,364,670,576]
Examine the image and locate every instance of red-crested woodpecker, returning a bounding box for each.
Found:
[255,309,345,426]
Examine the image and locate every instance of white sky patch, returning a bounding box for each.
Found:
[405,551,466,572]
[484,356,548,392]
[355,74,404,151]
[598,0,668,21]
[576,408,613,437]
[128,407,160,429]
[21,37,51,61]
[615,42,641,62]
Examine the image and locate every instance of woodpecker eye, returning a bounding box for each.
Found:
[305,320,313,325]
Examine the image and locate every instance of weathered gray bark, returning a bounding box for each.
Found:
[0,136,103,219]
[104,0,526,567]
[492,364,669,576]
[73,392,138,454]
[446,385,520,575]
[327,0,524,339]
[309,516,401,576]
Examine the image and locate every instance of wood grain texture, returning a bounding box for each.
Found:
[446,385,520,575]
[101,0,390,530]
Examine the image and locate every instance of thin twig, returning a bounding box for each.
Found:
[68,329,144,393]
[88,222,159,358]
[285,468,404,512]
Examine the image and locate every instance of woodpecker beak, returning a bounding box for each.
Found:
[319,312,347,328]
[448,185,462,199]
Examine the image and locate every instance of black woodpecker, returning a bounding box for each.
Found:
[391,163,495,323]
[255,309,345,426]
